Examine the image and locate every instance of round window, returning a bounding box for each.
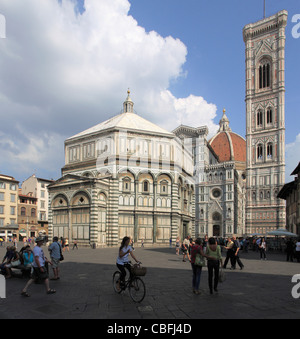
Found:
[212,188,221,198]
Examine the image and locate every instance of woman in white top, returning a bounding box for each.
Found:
[116,236,140,287]
[259,238,267,260]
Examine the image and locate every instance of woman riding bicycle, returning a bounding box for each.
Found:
[116,236,140,288]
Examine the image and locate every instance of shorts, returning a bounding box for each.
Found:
[31,266,49,281]
[51,258,60,269]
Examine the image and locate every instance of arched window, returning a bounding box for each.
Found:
[31,208,36,217]
[259,61,271,89]
[122,177,131,192]
[267,143,273,159]
[257,144,263,160]
[257,110,263,127]
[160,180,168,195]
[143,180,149,193]
[266,108,273,124]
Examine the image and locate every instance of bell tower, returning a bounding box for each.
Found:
[243,10,288,233]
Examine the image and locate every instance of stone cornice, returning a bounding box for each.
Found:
[243,10,288,42]
[173,125,208,138]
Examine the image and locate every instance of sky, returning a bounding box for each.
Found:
[0,0,299,185]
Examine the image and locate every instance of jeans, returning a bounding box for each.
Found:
[116,263,133,284]
[191,263,202,291]
[260,248,266,259]
[207,260,219,292]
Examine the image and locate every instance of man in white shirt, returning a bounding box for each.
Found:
[21,237,56,297]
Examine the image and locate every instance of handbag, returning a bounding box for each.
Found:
[219,268,226,283]
[194,253,206,267]
[11,259,21,267]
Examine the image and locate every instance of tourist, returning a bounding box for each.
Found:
[21,236,56,297]
[4,246,20,279]
[259,237,267,260]
[243,238,249,253]
[206,237,222,294]
[48,237,62,280]
[72,239,78,250]
[222,237,234,269]
[286,238,295,262]
[181,235,191,262]
[190,238,206,295]
[116,236,140,290]
[203,235,208,253]
[130,237,134,251]
[231,236,244,270]
[22,246,34,268]
[64,238,69,252]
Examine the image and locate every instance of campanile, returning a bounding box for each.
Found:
[243,10,288,233]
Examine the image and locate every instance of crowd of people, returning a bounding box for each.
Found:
[1,233,300,301]
[0,236,67,297]
[174,234,300,296]
[176,235,239,295]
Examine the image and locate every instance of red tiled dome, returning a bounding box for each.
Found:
[209,131,246,163]
[208,109,246,163]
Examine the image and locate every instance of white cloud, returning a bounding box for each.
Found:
[0,0,218,181]
[142,90,218,136]
[286,133,300,180]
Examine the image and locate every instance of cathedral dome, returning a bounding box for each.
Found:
[67,90,173,141]
[208,109,246,163]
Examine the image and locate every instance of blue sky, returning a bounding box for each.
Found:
[129,0,300,150]
[0,0,299,184]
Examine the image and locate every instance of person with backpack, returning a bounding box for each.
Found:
[206,237,223,294]
[231,236,244,270]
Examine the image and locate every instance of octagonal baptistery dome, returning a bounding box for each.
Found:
[209,109,246,170]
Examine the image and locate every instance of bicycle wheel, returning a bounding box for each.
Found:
[129,277,146,303]
[113,271,122,294]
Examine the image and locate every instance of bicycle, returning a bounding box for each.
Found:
[113,262,146,303]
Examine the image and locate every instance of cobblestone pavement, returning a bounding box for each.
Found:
[0,243,299,319]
